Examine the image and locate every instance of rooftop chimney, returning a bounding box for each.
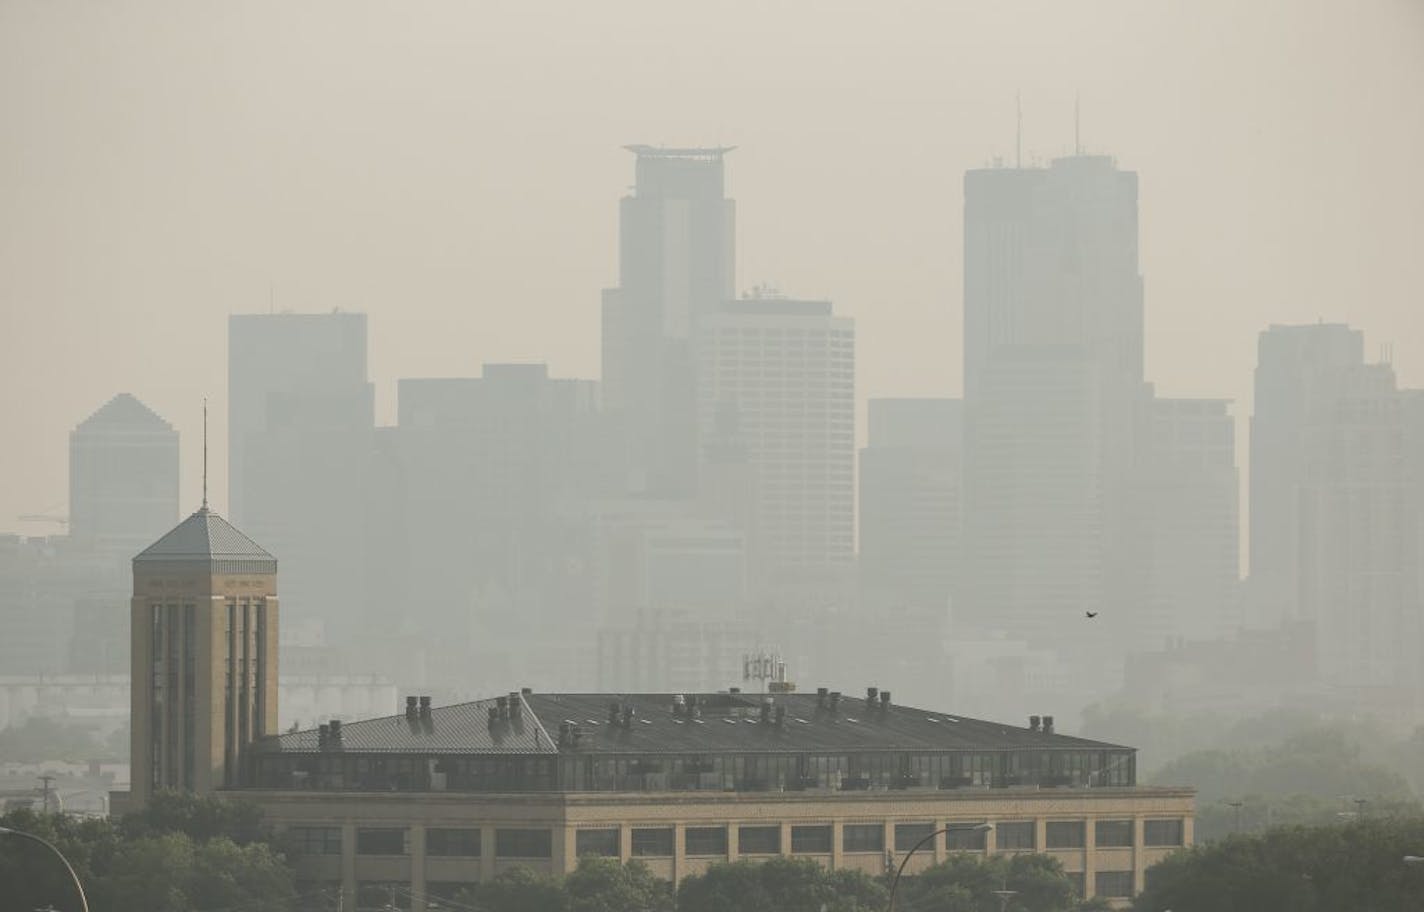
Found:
[1043,715,1055,735]
[419,695,432,720]
[829,691,841,713]
[880,691,891,709]
[1029,715,1042,732]
[406,696,418,721]
[866,687,879,708]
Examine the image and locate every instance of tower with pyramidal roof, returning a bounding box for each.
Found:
[130,503,278,802]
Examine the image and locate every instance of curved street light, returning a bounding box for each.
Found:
[0,826,90,912]
[886,822,993,912]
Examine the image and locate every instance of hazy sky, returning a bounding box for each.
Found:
[2,0,1422,530]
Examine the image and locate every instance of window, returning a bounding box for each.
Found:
[356,828,406,856]
[1144,819,1184,847]
[895,823,936,852]
[1095,820,1134,848]
[791,825,832,854]
[738,826,781,855]
[1045,821,1085,849]
[291,826,342,855]
[575,828,619,857]
[631,827,674,857]
[843,824,884,853]
[685,826,728,856]
[427,828,480,857]
[495,828,551,858]
[995,822,1035,851]
[1066,872,1085,898]
[1095,870,1135,898]
[946,824,988,851]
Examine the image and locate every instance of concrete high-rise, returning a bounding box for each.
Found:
[228,312,371,524]
[1138,398,1240,644]
[695,295,855,575]
[961,155,1148,642]
[228,313,373,645]
[69,393,180,556]
[1247,323,1365,628]
[129,505,278,803]
[859,398,962,612]
[602,146,736,497]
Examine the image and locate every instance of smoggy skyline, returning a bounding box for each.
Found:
[3,0,1422,529]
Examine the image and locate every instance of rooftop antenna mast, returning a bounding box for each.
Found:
[1074,93,1082,155]
[1016,92,1022,168]
[202,398,208,510]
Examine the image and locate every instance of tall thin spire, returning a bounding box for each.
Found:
[1074,93,1082,156]
[202,397,208,511]
[1016,92,1022,169]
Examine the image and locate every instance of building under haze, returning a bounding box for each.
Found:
[858,398,962,613]
[68,393,180,556]
[695,295,855,576]
[602,146,736,498]
[228,312,374,657]
[1247,323,1366,629]
[393,364,613,689]
[962,155,1149,648]
[1137,398,1240,643]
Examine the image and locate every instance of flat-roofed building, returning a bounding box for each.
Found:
[242,689,1190,909]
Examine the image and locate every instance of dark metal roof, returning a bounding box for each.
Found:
[134,507,276,572]
[259,691,1128,756]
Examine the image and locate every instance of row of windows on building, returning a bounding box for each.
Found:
[292,818,1184,860]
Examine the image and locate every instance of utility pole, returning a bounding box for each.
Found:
[38,775,55,814]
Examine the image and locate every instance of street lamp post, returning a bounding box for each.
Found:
[885,822,993,912]
[0,826,90,912]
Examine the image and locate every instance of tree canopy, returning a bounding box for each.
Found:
[1134,816,1424,912]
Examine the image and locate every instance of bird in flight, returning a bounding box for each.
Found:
[1085,611,1099,619]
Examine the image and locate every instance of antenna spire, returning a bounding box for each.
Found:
[202,398,209,511]
[1016,91,1022,169]
[1074,93,1081,156]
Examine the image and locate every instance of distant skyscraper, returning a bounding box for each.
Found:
[228,313,373,645]
[695,295,855,575]
[394,363,612,686]
[1297,361,1415,690]
[859,398,962,612]
[69,393,180,556]
[1139,398,1240,643]
[228,312,371,524]
[1248,323,1365,627]
[962,154,1148,641]
[602,146,736,497]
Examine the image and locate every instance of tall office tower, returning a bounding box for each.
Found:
[395,364,614,687]
[1248,323,1365,628]
[1298,362,1417,691]
[69,394,180,556]
[696,295,855,576]
[129,505,278,803]
[228,313,373,646]
[962,155,1148,641]
[1139,398,1240,644]
[602,146,736,497]
[859,398,962,612]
